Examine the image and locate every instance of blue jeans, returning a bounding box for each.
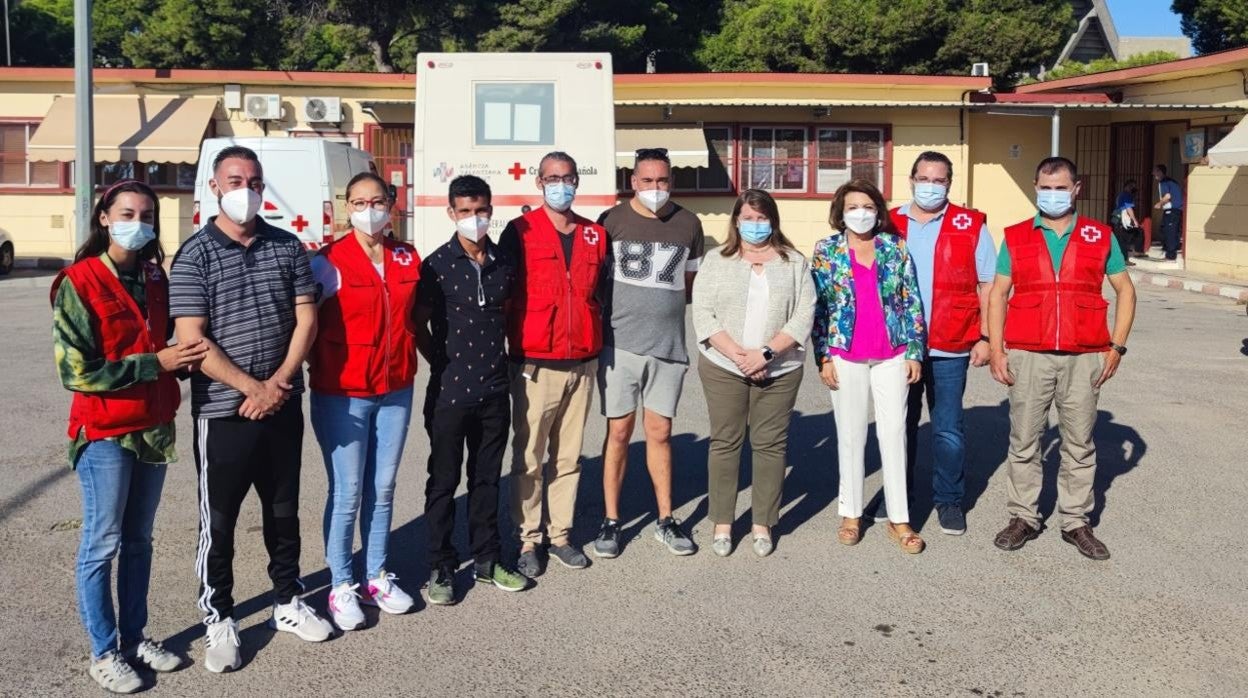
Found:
[905,355,970,507]
[75,440,167,660]
[311,387,413,586]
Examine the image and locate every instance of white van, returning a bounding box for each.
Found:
[412,52,616,255]
[193,137,377,250]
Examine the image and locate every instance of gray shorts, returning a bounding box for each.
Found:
[597,346,688,419]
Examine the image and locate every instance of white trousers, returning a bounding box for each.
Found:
[828,353,911,523]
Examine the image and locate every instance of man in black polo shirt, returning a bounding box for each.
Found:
[170,146,331,675]
[414,175,528,604]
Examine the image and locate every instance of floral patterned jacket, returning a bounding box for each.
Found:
[810,231,927,363]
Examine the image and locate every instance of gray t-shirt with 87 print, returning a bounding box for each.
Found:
[597,201,705,363]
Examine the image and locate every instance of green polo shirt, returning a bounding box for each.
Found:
[997,214,1127,277]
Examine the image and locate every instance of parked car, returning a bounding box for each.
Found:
[0,229,14,275]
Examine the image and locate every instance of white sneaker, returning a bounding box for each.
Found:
[361,570,415,614]
[269,598,333,642]
[130,639,181,672]
[328,582,365,631]
[203,619,241,674]
[89,652,142,694]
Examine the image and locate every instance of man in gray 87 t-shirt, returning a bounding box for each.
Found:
[592,148,705,559]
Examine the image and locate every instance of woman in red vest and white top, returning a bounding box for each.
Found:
[308,173,421,631]
[52,180,207,693]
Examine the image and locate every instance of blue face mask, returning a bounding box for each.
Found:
[108,220,156,251]
[1036,189,1073,218]
[739,220,772,244]
[543,182,576,212]
[913,182,948,211]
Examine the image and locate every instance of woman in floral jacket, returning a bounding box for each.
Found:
[811,179,928,554]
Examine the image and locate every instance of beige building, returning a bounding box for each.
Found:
[2,50,1247,278]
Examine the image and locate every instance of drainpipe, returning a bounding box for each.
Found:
[1050,108,1061,157]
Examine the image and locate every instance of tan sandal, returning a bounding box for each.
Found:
[886,522,925,554]
[838,517,861,546]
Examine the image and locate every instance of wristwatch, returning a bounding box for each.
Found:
[1110,343,1128,356]
[978,334,990,343]
[761,345,776,362]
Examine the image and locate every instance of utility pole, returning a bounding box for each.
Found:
[4,0,12,67]
[74,0,94,247]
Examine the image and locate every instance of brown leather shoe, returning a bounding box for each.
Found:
[1061,526,1110,560]
[993,518,1040,551]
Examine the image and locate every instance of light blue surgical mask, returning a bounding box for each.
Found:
[543,182,576,212]
[1036,189,1073,218]
[739,220,772,244]
[108,220,156,251]
[913,182,948,211]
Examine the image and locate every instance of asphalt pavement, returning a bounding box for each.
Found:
[0,278,1245,697]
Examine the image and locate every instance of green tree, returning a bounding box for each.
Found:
[937,0,1075,89]
[120,0,285,69]
[1172,0,1248,54]
[8,0,149,67]
[1037,50,1181,82]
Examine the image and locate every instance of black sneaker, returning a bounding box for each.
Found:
[548,543,590,569]
[593,518,621,559]
[935,503,967,536]
[654,516,697,556]
[517,548,544,578]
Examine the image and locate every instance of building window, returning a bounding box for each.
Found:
[145,162,197,189]
[618,126,735,194]
[816,127,885,193]
[742,127,808,192]
[96,162,135,186]
[0,123,60,187]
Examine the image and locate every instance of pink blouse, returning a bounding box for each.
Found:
[829,251,906,362]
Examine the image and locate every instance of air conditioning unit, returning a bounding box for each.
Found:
[244,93,282,120]
[303,96,342,123]
[971,62,990,77]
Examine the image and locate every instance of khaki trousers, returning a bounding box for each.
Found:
[510,359,596,547]
[699,359,803,527]
[1005,350,1102,531]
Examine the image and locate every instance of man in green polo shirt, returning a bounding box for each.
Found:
[987,156,1136,561]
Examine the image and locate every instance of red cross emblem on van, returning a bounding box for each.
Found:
[1080,225,1102,243]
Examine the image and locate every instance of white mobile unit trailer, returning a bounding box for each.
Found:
[412,52,617,255]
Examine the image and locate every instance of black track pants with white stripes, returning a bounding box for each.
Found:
[193,400,304,623]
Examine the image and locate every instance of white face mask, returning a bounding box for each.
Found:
[843,209,878,235]
[350,208,390,236]
[456,215,490,243]
[637,188,670,213]
[218,187,262,225]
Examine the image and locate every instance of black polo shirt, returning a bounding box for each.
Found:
[169,216,316,418]
[417,234,516,409]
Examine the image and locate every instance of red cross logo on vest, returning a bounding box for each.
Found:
[392,248,413,266]
[148,266,163,282]
[951,213,973,231]
[582,227,599,245]
[1080,225,1102,243]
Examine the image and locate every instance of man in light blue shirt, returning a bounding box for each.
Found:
[886,151,995,536]
[1153,164,1184,261]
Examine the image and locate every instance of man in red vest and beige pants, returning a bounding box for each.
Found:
[500,151,608,578]
[988,156,1136,560]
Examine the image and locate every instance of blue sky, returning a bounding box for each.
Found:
[1105,0,1185,38]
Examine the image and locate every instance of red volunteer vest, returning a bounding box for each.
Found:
[890,202,987,353]
[309,233,421,397]
[507,207,608,360]
[52,256,180,440]
[1002,216,1112,353]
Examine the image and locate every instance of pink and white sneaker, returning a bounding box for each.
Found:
[327,582,365,631]
[361,571,414,614]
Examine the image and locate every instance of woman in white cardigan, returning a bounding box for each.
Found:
[692,188,816,557]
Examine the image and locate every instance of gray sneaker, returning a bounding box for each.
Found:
[426,565,456,606]
[517,548,544,578]
[548,543,589,569]
[130,639,181,672]
[89,652,142,693]
[203,618,241,674]
[936,503,967,536]
[654,516,697,556]
[593,518,621,558]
